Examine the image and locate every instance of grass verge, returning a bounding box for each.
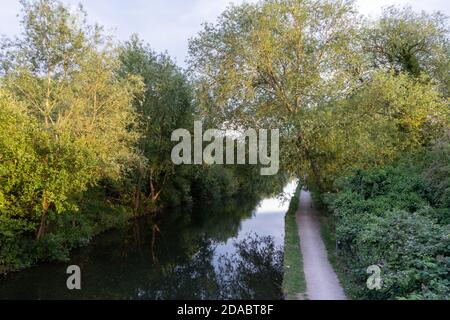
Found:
[282,181,306,300]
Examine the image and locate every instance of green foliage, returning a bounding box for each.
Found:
[118,36,288,211]
[0,0,141,239]
[188,0,449,193]
[325,141,450,300]
[0,1,448,302]
[123,0,450,301]
[188,0,365,184]
[299,69,448,191]
[0,0,144,271]
[118,36,194,208]
[0,0,287,273]
[316,203,356,299]
[423,135,450,218]
[0,215,37,269]
[364,6,450,95]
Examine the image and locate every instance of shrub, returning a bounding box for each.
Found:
[326,141,450,300]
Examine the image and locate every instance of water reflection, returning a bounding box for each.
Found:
[0,183,295,300]
[218,234,283,300]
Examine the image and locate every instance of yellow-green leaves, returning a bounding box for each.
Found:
[189,0,449,191]
[0,0,142,239]
[188,0,366,189]
[364,6,450,96]
[2,0,142,180]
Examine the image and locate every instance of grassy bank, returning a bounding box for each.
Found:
[282,181,306,300]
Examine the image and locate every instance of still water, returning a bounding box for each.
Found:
[0,182,296,300]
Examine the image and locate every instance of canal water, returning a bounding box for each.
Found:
[0,182,296,300]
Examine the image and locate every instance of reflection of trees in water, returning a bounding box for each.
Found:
[134,234,284,300]
[129,238,220,300]
[0,197,284,300]
[217,234,284,300]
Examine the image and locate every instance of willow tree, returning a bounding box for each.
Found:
[0,0,142,239]
[302,71,449,189]
[189,0,449,191]
[188,0,367,190]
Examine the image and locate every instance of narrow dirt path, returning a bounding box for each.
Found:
[296,191,346,300]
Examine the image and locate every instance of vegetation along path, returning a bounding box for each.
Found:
[296,191,346,300]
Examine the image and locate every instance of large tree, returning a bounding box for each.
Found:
[188,0,449,191]
[188,0,367,189]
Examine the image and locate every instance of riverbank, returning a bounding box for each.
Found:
[282,182,306,299]
[317,146,450,300]
[282,183,350,300]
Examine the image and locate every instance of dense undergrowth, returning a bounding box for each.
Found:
[324,138,450,300]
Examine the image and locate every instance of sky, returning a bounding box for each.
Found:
[0,0,449,67]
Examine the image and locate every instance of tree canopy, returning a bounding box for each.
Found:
[188,0,449,191]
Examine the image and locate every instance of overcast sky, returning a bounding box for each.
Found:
[0,0,449,67]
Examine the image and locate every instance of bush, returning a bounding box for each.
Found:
[345,210,448,299]
[326,141,450,300]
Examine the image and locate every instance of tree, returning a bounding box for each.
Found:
[0,0,142,239]
[364,6,450,95]
[188,0,449,191]
[302,70,449,190]
[119,36,194,209]
[188,0,368,190]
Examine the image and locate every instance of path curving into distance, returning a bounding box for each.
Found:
[296,191,347,300]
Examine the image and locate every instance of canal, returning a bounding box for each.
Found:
[0,182,296,300]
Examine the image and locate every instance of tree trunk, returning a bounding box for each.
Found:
[149,169,162,202]
[300,136,326,192]
[134,185,141,215]
[149,169,167,204]
[36,196,50,240]
[134,164,143,216]
[310,160,325,193]
[149,168,156,200]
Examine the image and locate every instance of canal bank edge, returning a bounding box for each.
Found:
[282,181,306,300]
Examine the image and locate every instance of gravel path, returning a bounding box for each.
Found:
[296,191,347,300]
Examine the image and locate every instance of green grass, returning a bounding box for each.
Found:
[282,182,306,300]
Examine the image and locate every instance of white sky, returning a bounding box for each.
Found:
[0,0,448,67]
